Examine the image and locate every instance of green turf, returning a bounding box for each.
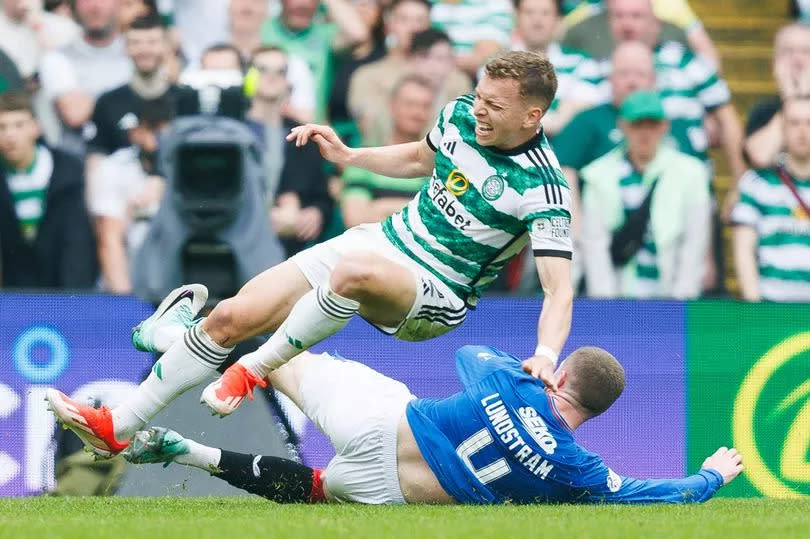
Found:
[1,497,807,539]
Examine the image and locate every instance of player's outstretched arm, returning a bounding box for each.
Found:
[522,256,574,391]
[287,124,434,179]
[586,447,743,504]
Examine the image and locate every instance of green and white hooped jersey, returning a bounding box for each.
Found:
[382,95,573,306]
[731,168,810,302]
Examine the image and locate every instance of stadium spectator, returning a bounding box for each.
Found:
[260,0,370,122]
[743,23,810,170]
[732,97,810,303]
[176,43,249,119]
[564,0,684,61]
[341,75,433,228]
[231,0,317,124]
[580,0,744,204]
[118,0,157,29]
[353,28,471,145]
[0,0,81,80]
[554,42,656,226]
[406,30,472,123]
[512,0,601,136]
[156,0,229,68]
[38,0,133,156]
[44,0,73,17]
[87,15,176,161]
[562,0,719,67]
[89,95,171,294]
[791,0,810,24]
[328,0,387,145]
[229,0,270,62]
[0,49,24,94]
[199,43,243,71]
[246,46,332,257]
[0,91,97,289]
[347,0,432,142]
[580,90,710,299]
[430,0,514,77]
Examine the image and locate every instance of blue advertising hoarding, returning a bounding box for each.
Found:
[0,294,153,496]
[1,294,686,497]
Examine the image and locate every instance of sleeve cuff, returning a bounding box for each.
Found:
[533,249,573,260]
[425,133,438,152]
[699,468,725,490]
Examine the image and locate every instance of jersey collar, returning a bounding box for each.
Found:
[490,127,545,156]
[547,393,574,433]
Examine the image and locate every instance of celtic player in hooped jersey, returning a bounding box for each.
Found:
[383,91,573,305]
[45,52,577,459]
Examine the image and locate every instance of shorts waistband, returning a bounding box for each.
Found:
[382,407,409,505]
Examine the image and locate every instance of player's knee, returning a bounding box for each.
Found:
[330,253,384,300]
[204,298,243,343]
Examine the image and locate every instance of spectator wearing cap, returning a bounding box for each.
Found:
[732,96,810,303]
[580,90,710,299]
[260,0,370,122]
[744,23,810,169]
[88,95,172,294]
[579,0,744,192]
[0,91,97,289]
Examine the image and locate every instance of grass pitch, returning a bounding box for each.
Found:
[1,497,807,539]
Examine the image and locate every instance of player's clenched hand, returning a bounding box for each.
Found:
[286,124,352,166]
[701,447,743,485]
[522,355,558,392]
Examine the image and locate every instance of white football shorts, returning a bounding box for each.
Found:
[291,223,467,341]
[296,352,416,504]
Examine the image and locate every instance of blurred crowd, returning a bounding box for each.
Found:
[0,0,809,303]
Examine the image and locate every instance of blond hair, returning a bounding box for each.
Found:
[484,51,558,111]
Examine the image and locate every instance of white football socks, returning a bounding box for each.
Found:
[112,324,234,441]
[175,439,222,472]
[239,286,359,379]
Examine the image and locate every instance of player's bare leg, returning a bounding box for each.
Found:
[202,251,418,416]
[111,260,313,435]
[47,262,314,455]
[202,260,314,345]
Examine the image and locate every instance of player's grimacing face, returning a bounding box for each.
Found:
[473,75,535,148]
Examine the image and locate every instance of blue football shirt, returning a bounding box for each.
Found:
[405,345,723,504]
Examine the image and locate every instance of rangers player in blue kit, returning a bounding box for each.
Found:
[123,345,743,505]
